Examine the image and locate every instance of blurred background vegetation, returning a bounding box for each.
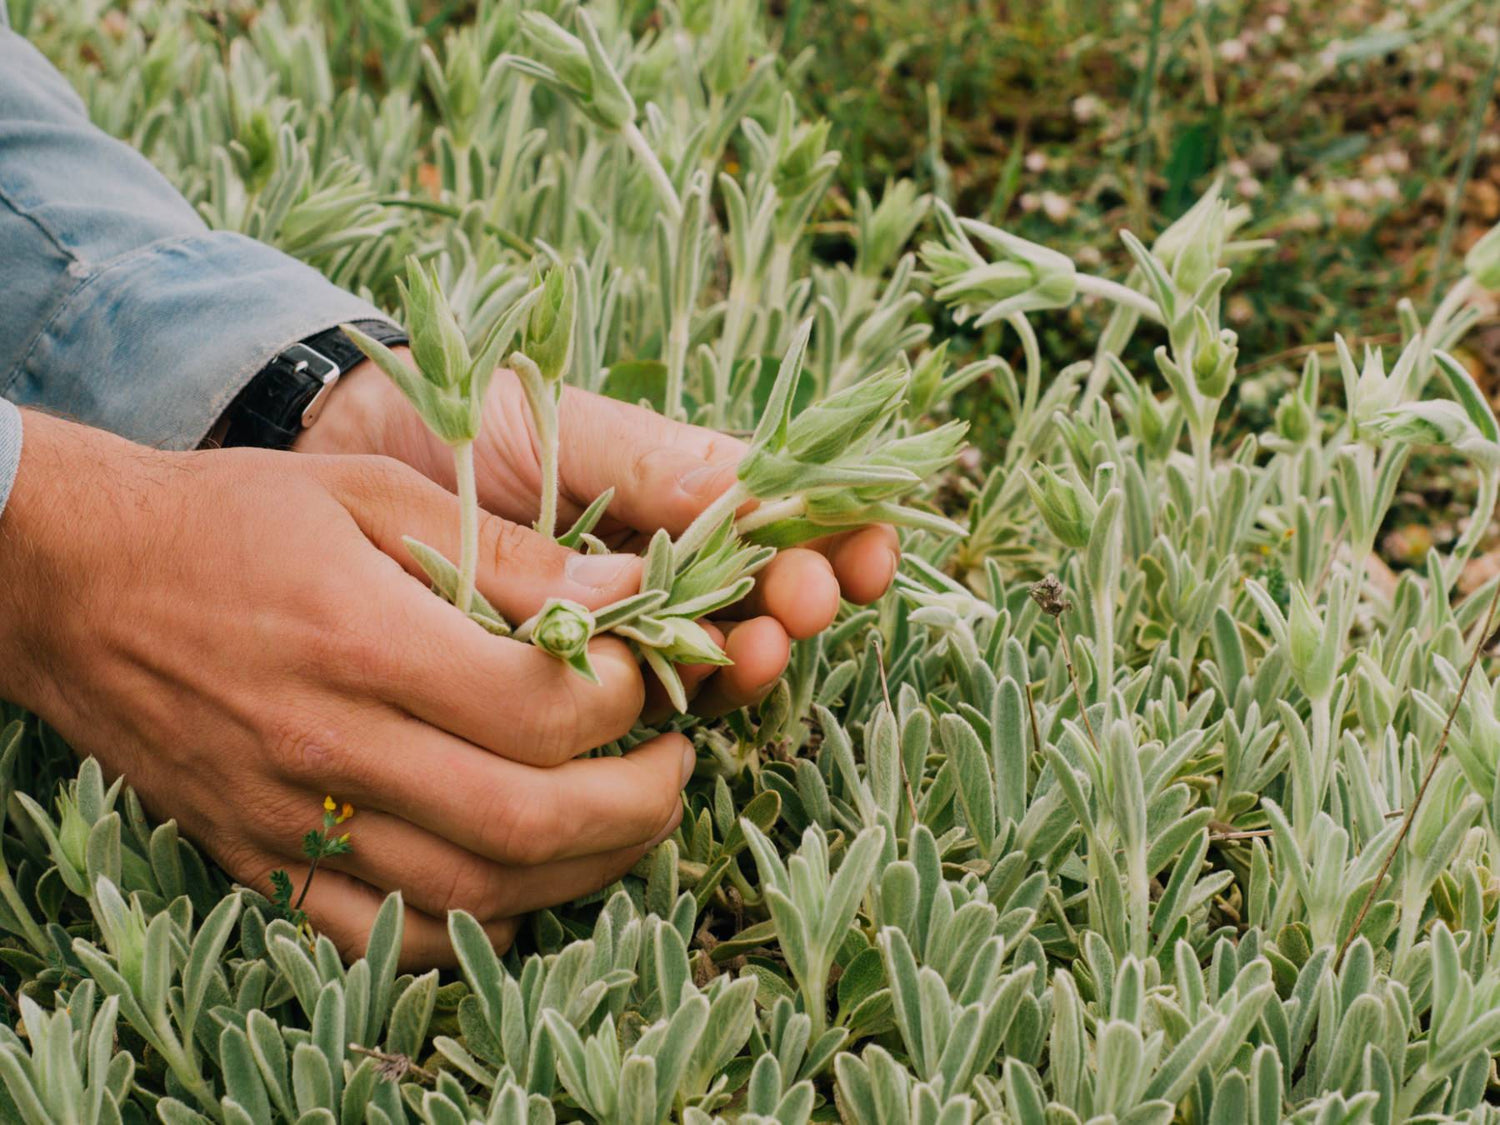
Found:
[775,0,1500,576]
[26,0,1500,573]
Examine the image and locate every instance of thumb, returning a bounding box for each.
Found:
[555,386,751,536]
[326,456,642,621]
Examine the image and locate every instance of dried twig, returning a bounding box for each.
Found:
[1030,576,1101,753]
[1025,679,1045,761]
[348,1044,436,1084]
[1334,578,1500,969]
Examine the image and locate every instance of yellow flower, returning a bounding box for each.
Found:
[323,795,336,812]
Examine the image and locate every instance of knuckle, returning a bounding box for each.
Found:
[566,640,643,744]
[435,856,510,919]
[483,513,537,573]
[524,696,583,766]
[264,716,344,786]
[488,922,518,955]
[320,916,371,963]
[342,454,420,504]
[293,587,411,696]
[477,782,561,867]
[213,838,271,890]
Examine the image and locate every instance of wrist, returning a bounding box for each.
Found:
[0,413,141,711]
[293,347,445,475]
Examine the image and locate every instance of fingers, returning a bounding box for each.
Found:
[373,581,645,764]
[319,727,693,867]
[724,549,842,638]
[241,857,517,970]
[326,454,642,620]
[641,621,726,723]
[690,617,790,718]
[813,524,901,606]
[551,385,749,536]
[322,807,680,921]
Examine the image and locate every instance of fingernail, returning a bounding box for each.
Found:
[751,672,785,699]
[680,742,697,786]
[680,461,735,495]
[565,551,637,589]
[884,548,901,584]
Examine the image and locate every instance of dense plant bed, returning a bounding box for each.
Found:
[4,1,1500,1121]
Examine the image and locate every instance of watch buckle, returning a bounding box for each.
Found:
[284,342,343,428]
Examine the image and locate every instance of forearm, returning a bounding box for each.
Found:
[0,30,397,448]
[0,409,91,710]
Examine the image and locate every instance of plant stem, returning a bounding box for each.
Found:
[621,119,681,222]
[665,311,690,422]
[1008,311,1041,413]
[734,495,806,535]
[1428,10,1500,302]
[1334,577,1500,969]
[375,196,532,255]
[513,355,562,539]
[673,480,749,565]
[1075,274,1164,323]
[1189,418,1213,510]
[292,855,322,914]
[453,441,479,614]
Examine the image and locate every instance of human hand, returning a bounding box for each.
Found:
[298,353,902,715]
[0,413,689,966]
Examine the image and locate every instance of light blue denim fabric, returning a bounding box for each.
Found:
[0,21,398,521]
[0,400,19,519]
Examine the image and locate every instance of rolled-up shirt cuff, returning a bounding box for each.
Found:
[1,229,398,451]
[0,398,19,521]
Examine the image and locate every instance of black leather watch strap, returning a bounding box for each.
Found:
[221,320,409,450]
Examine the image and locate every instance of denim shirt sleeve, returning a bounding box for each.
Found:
[0,29,399,468]
[0,400,20,522]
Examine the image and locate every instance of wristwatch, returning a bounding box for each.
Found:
[220,320,409,450]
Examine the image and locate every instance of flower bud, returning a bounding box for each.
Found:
[402,258,472,392]
[530,598,595,661]
[520,264,577,383]
[657,617,731,665]
[519,12,593,94]
[1190,309,1238,399]
[785,369,905,463]
[1465,221,1500,290]
[1160,192,1229,296]
[906,342,950,418]
[57,794,89,878]
[1023,464,1097,549]
[576,11,635,130]
[1288,584,1337,700]
[239,110,276,191]
[443,30,483,126]
[1365,401,1500,467]
[855,422,968,500]
[94,878,149,995]
[776,117,833,193]
[922,207,1077,323]
[1274,390,1314,444]
[857,179,928,279]
[704,0,753,97]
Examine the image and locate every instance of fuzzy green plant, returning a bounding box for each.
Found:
[9,1,1500,1122]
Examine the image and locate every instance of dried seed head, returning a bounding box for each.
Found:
[1029,574,1071,617]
